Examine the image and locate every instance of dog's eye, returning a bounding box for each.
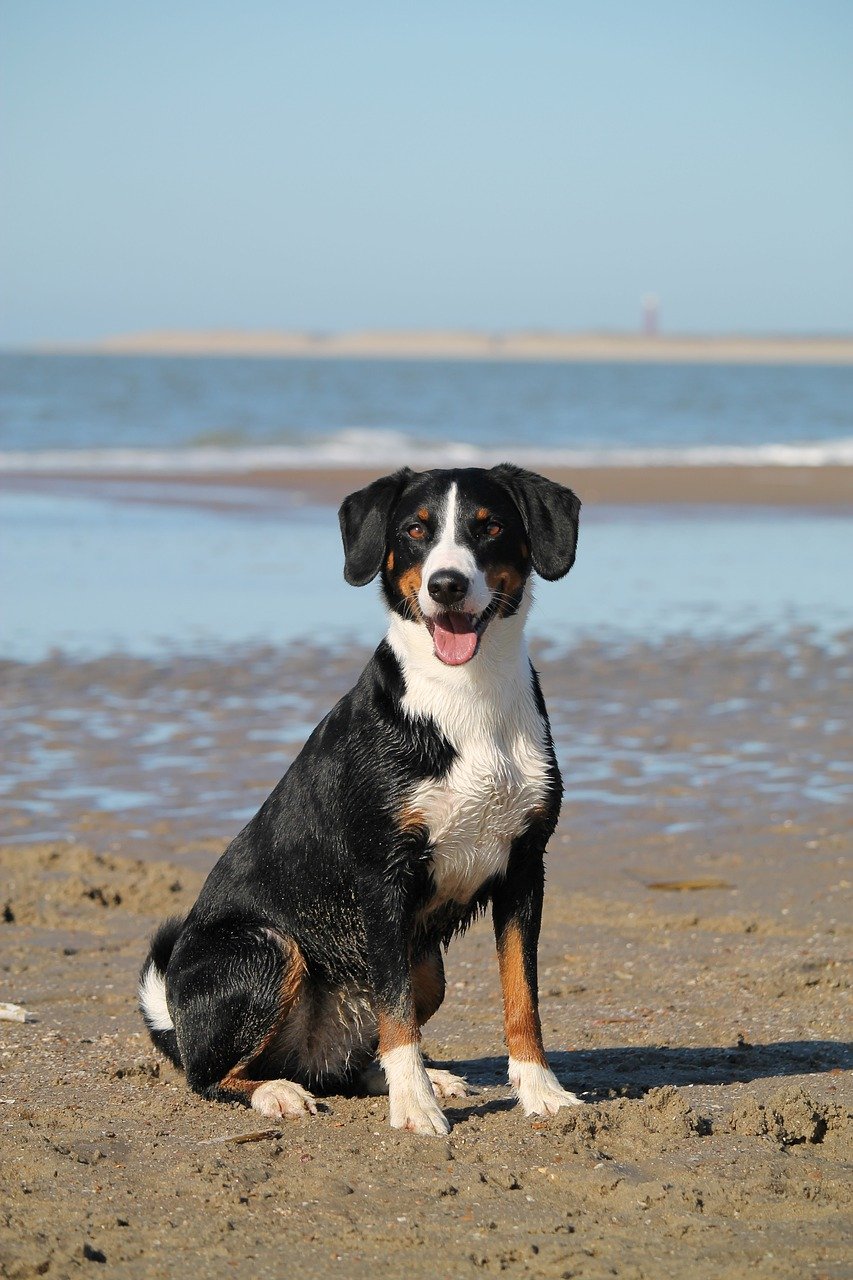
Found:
[407,523,427,541]
[486,521,502,538]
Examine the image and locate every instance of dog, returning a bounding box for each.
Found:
[139,464,581,1135]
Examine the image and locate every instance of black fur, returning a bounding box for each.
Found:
[138,916,184,1068]
[139,465,580,1114]
[339,468,414,585]
[491,462,581,580]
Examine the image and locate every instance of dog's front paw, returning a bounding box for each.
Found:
[508,1059,581,1117]
[382,1044,451,1135]
[251,1079,318,1119]
[426,1068,469,1099]
[390,1095,451,1135]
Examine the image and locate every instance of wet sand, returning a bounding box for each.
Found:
[1,636,850,1278]
[4,463,853,511]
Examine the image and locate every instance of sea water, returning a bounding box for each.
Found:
[1,353,852,467]
[2,488,850,660]
[1,354,851,658]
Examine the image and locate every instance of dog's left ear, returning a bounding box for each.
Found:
[491,463,581,580]
[339,468,415,586]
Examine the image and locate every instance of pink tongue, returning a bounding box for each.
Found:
[432,614,479,666]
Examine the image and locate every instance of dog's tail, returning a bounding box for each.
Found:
[138,916,184,1070]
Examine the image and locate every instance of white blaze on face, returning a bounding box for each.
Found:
[417,483,492,619]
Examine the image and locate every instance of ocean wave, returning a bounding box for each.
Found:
[2,428,853,473]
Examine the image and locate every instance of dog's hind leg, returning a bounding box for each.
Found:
[412,949,469,1099]
[168,923,316,1117]
[412,949,446,1027]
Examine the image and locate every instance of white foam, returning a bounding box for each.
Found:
[1,428,852,474]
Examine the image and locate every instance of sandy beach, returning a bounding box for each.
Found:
[42,329,853,365]
[2,359,851,1274]
[1,636,850,1278]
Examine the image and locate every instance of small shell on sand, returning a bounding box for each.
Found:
[0,1002,33,1023]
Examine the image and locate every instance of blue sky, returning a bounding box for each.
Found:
[2,1,852,342]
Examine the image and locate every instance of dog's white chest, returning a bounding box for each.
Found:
[406,689,551,905]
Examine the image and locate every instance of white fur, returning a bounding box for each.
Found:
[251,1079,318,1118]
[138,962,174,1032]
[508,1058,581,1115]
[417,482,492,618]
[387,596,550,906]
[386,555,580,1126]
[360,1063,469,1099]
[425,1068,469,1099]
[381,1042,450,1134]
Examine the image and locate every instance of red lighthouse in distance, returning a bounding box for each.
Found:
[642,294,660,336]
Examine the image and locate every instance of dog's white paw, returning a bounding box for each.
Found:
[251,1079,318,1119]
[508,1059,581,1117]
[389,1095,451,1136]
[382,1043,451,1135]
[426,1068,469,1099]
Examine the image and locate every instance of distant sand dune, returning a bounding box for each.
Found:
[36,328,853,364]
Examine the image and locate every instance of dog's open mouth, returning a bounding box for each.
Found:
[425,602,497,666]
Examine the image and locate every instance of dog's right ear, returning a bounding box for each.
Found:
[338,469,415,586]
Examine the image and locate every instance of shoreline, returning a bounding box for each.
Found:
[22,328,853,364]
[3,463,852,509]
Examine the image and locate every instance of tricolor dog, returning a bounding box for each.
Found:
[139,464,582,1135]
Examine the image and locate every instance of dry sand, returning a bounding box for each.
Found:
[39,329,853,365]
[1,637,850,1278]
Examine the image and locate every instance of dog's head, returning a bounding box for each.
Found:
[339,465,580,666]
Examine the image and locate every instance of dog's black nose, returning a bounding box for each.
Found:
[427,569,469,607]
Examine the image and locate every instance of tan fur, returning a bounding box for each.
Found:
[398,564,423,612]
[485,565,526,613]
[398,803,426,832]
[378,1011,418,1054]
[497,922,547,1065]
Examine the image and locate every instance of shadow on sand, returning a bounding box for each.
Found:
[440,1039,852,1107]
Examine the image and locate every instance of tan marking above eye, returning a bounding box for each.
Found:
[476,507,489,521]
[417,507,430,521]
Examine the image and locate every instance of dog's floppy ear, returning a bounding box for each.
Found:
[491,463,581,580]
[339,468,415,586]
